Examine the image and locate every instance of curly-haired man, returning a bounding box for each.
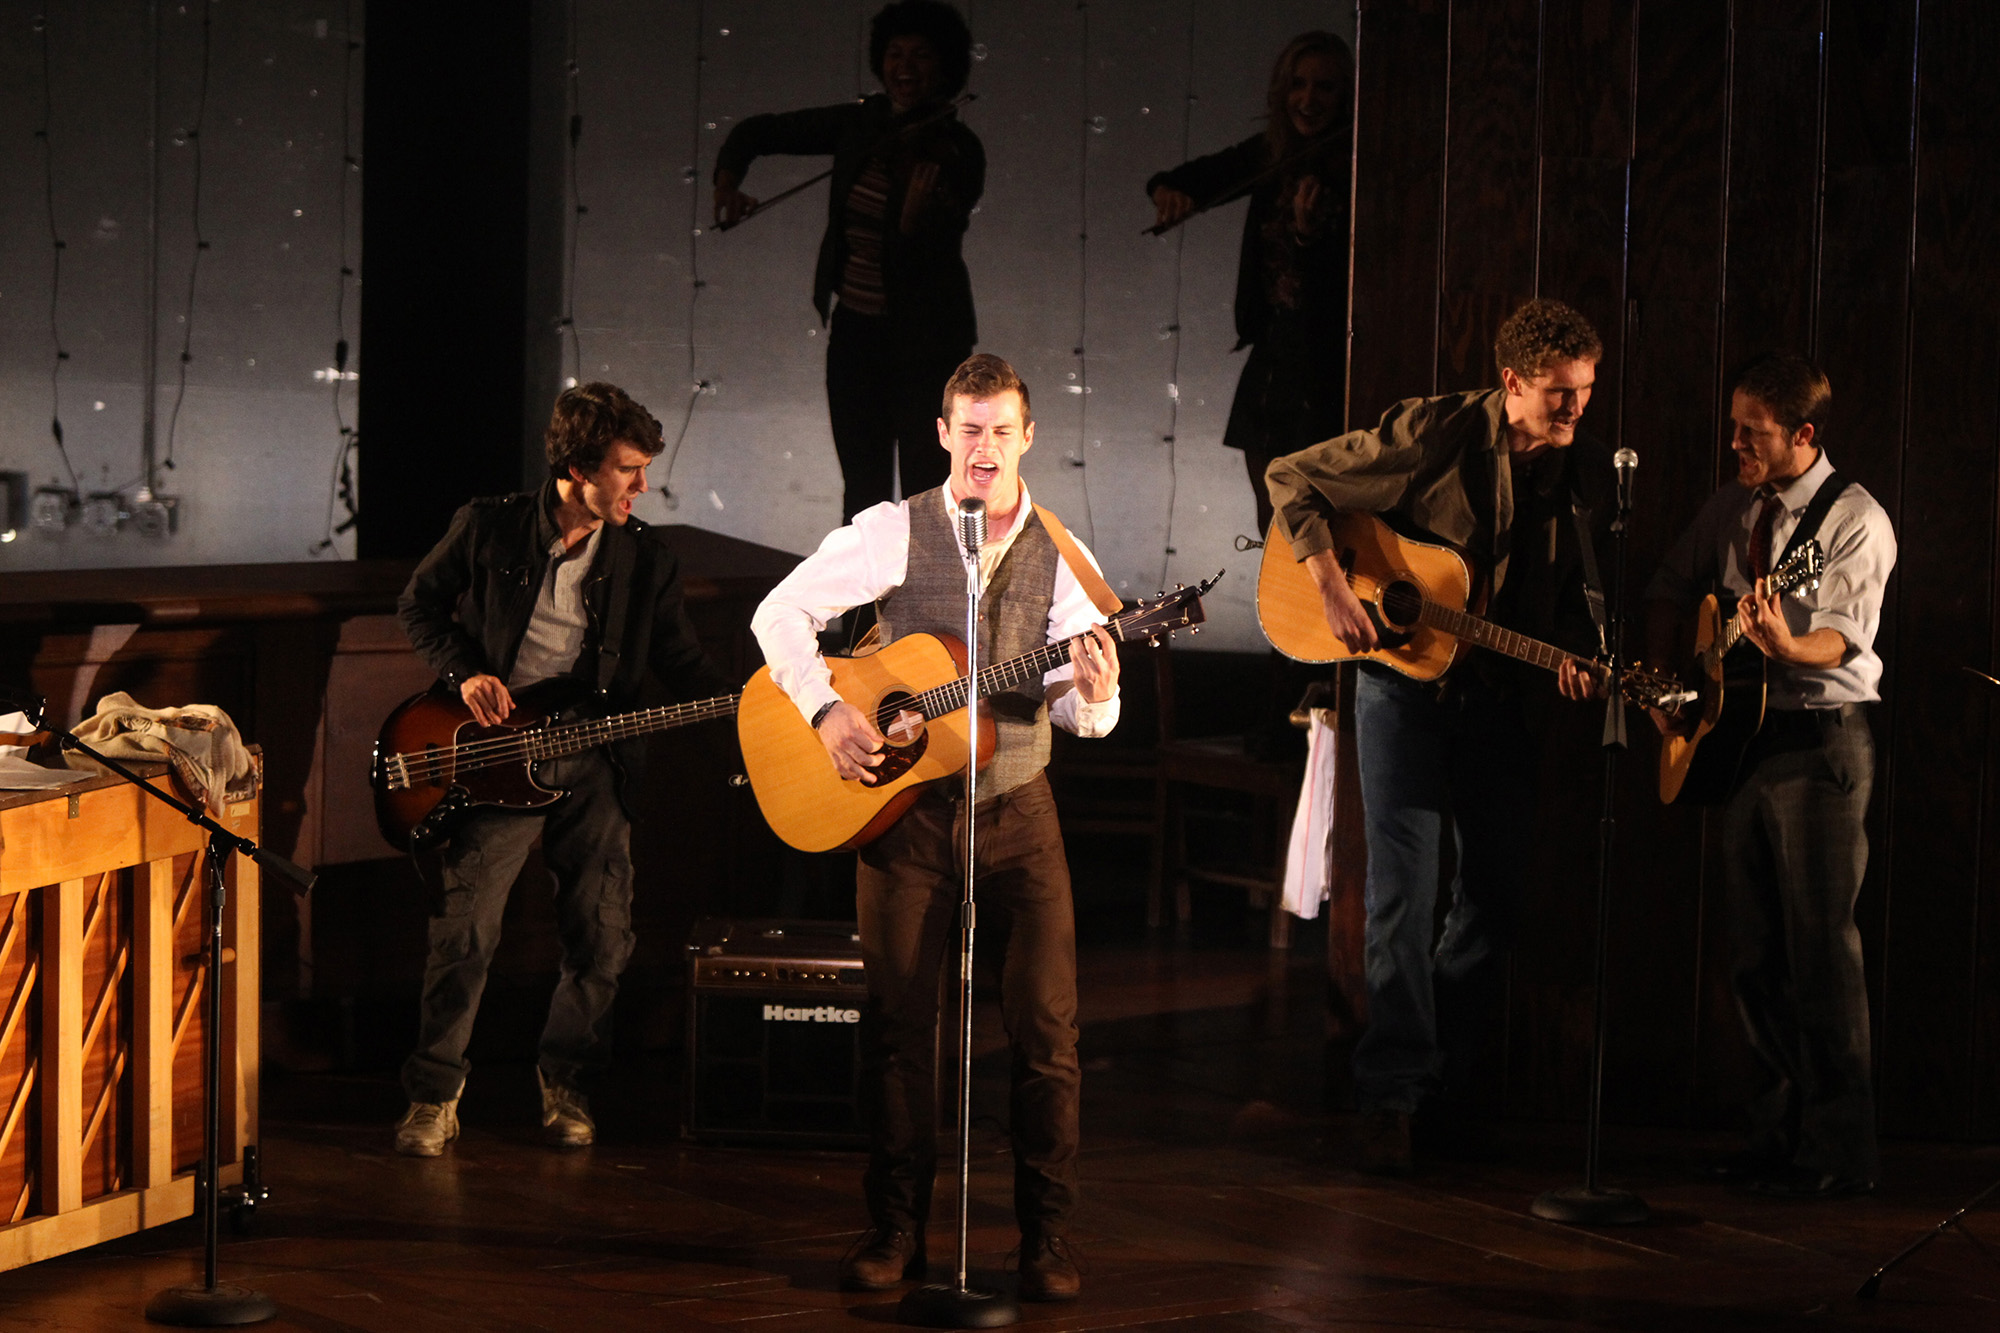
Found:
[392,382,732,1156]
[1265,298,1615,1174]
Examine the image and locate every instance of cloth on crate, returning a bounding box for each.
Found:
[63,691,253,814]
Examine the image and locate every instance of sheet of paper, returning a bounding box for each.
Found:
[0,709,83,790]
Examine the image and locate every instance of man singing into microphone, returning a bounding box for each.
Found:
[750,353,1119,1301]
[1264,299,1617,1175]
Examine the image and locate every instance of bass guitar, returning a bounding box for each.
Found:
[371,679,739,851]
[1656,540,1826,805]
[737,577,1217,853]
[1256,513,1681,705]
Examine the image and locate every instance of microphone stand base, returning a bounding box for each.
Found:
[898,1282,1020,1328]
[1530,1185,1650,1227]
[144,1284,278,1326]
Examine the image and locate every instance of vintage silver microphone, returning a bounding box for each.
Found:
[902,495,1017,1327]
[957,496,987,559]
[1614,446,1638,515]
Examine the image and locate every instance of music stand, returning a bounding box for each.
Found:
[18,697,315,1326]
[900,498,1018,1328]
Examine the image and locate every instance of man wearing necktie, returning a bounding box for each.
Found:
[1646,355,1898,1199]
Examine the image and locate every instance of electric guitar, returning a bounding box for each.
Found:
[371,679,739,851]
[1256,513,1682,705]
[737,577,1217,853]
[1656,540,1826,805]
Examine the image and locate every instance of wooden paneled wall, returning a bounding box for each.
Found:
[1346,0,2000,1138]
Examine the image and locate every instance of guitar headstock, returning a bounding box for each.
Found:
[1768,539,1825,597]
[1111,572,1222,647]
[1617,663,1692,711]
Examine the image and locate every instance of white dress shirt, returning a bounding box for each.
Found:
[751,486,1121,736]
[1648,450,1897,708]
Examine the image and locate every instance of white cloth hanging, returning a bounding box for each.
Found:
[1281,710,1342,920]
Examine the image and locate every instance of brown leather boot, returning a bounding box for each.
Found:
[839,1227,925,1291]
[1018,1233,1082,1302]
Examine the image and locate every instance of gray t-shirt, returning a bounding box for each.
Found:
[508,522,604,691]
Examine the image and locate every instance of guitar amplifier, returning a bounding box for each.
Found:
[683,917,870,1147]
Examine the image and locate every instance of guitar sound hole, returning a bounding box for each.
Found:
[869,691,928,784]
[1378,580,1424,633]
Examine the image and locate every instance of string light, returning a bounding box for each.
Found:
[659,0,713,506]
[560,0,586,385]
[161,0,216,478]
[33,10,81,506]
[314,0,362,555]
[1070,0,1097,550]
[1155,3,1198,593]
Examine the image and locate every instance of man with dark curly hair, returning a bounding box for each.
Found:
[391,382,732,1157]
[1265,299,1615,1175]
[715,0,984,524]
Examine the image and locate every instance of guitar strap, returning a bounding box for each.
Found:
[1569,501,1610,658]
[1032,504,1123,615]
[1773,471,1851,570]
[593,526,637,697]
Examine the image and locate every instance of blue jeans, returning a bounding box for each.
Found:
[1351,665,1535,1113]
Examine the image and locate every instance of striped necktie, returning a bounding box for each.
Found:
[1748,487,1783,583]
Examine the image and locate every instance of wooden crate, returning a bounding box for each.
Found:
[0,766,259,1270]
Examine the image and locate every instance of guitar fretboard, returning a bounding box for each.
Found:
[389,694,740,790]
[528,696,740,760]
[1411,599,1576,672]
[875,605,1161,729]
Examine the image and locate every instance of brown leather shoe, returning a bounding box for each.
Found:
[1018,1233,1081,1303]
[839,1227,925,1291]
[1357,1109,1414,1177]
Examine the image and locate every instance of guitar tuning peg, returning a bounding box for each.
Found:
[1189,625,1200,634]
[1149,636,1161,647]
[1174,582,1185,590]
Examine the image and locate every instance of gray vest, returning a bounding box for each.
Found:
[877,489,1060,798]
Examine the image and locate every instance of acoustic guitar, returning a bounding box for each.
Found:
[371,679,739,851]
[1656,540,1826,805]
[1256,513,1681,704]
[737,577,1216,853]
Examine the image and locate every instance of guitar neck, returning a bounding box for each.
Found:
[912,616,1145,720]
[1414,600,1576,675]
[535,694,740,759]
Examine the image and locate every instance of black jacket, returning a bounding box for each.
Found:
[1146,132,1349,351]
[715,93,983,345]
[397,477,733,798]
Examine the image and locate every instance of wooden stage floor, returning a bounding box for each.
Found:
[2,930,1997,1330]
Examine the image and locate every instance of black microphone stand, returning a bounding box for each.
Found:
[20,702,314,1326]
[901,498,1018,1328]
[1532,459,1648,1227]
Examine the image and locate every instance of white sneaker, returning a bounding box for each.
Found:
[394,1098,460,1157]
[537,1068,595,1147]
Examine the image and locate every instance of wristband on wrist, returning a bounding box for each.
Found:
[810,700,839,730]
